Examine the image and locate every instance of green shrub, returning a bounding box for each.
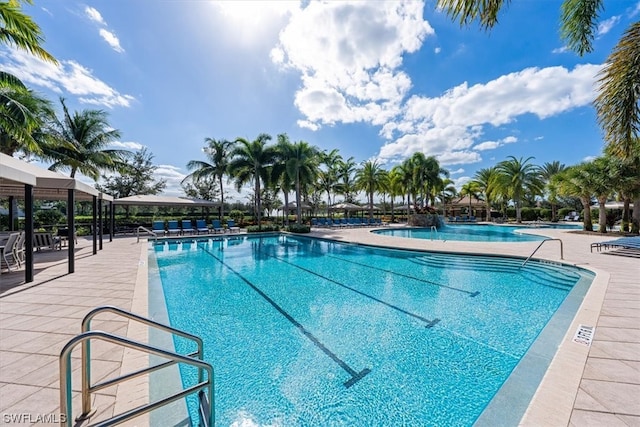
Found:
[538,208,551,221]
[34,209,64,227]
[229,209,244,224]
[246,224,280,233]
[286,224,310,233]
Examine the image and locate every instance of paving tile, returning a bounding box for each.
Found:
[595,327,640,343]
[589,341,640,361]
[0,383,41,411]
[583,358,640,384]
[577,379,640,415]
[570,409,635,427]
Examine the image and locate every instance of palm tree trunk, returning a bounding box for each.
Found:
[283,191,290,227]
[255,176,261,230]
[219,175,225,220]
[581,197,593,231]
[516,200,522,223]
[485,201,491,222]
[632,195,640,234]
[296,177,302,225]
[622,197,630,232]
[598,197,607,233]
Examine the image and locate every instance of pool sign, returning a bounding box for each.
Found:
[572,324,595,346]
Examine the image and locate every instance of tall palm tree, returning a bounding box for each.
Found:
[47,98,128,180]
[318,148,342,212]
[437,0,639,162]
[496,156,543,223]
[387,166,404,222]
[540,161,567,221]
[410,153,443,208]
[336,156,357,203]
[473,167,500,221]
[228,133,276,229]
[183,138,232,219]
[595,22,640,160]
[397,159,415,219]
[273,134,294,226]
[589,157,614,233]
[0,0,57,63]
[355,160,387,219]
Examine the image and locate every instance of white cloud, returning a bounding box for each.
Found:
[376,63,601,166]
[156,165,187,196]
[111,141,144,150]
[631,2,640,18]
[99,29,124,53]
[449,168,465,175]
[474,135,517,151]
[453,176,471,190]
[552,46,568,54]
[85,6,105,25]
[1,48,135,108]
[84,6,124,53]
[272,1,434,130]
[597,15,621,36]
[582,155,597,162]
[534,136,544,141]
[434,47,441,54]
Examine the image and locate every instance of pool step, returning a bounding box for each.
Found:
[411,255,577,291]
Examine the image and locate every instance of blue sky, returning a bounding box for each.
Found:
[2,0,639,200]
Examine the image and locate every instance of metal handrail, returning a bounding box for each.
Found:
[136,226,157,243]
[521,238,563,267]
[59,330,214,427]
[430,225,438,241]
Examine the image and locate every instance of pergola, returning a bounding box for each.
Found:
[0,153,113,283]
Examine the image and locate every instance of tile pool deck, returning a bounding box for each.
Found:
[0,226,638,426]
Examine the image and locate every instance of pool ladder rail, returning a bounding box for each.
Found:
[136,225,157,243]
[59,306,214,427]
[521,238,564,267]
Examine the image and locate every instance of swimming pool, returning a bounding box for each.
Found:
[373,224,549,242]
[150,234,593,426]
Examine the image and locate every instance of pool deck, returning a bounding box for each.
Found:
[0,225,638,426]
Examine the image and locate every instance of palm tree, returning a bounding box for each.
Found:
[336,156,357,203]
[355,160,387,219]
[473,167,500,221]
[47,98,128,180]
[318,148,342,212]
[387,166,404,222]
[459,181,482,218]
[496,156,543,223]
[595,22,640,160]
[555,164,597,231]
[397,159,415,219]
[273,134,294,226]
[0,0,57,63]
[540,161,567,222]
[183,138,232,219]
[437,0,639,162]
[410,153,443,209]
[0,72,56,156]
[228,133,277,229]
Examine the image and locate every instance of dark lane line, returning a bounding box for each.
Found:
[198,243,371,388]
[290,239,479,297]
[257,247,440,328]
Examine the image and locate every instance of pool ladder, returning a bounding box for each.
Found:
[521,238,564,267]
[59,306,214,426]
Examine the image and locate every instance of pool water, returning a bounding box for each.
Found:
[374,224,547,242]
[151,235,591,426]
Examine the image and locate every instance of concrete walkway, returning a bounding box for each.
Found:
[0,226,637,426]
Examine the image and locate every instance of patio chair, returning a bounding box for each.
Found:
[181,220,196,235]
[167,220,181,236]
[34,232,56,251]
[211,220,225,234]
[0,232,20,272]
[13,231,25,267]
[152,220,166,235]
[227,219,240,233]
[195,219,209,234]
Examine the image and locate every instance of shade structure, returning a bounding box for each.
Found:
[393,204,415,211]
[0,153,101,200]
[278,201,312,211]
[591,201,635,209]
[329,202,361,210]
[113,194,220,207]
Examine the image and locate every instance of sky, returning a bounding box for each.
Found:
[2,0,639,202]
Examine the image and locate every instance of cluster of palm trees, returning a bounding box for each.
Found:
[183,135,456,228]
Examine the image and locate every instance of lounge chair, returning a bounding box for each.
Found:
[211,220,225,234]
[227,220,240,233]
[152,220,166,235]
[0,232,20,272]
[591,236,640,253]
[167,220,181,236]
[181,220,196,235]
[34,232,57,251]
[195,219,209,234]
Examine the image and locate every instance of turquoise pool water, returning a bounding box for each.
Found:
[374,224,549,242]
[151,235,592,426]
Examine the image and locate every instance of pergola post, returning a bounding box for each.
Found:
[24,184,34,283]
[67,189,75,274]
[110,201,114,242]
[8,196,15,231]
[98,198,103,250]
[92,195,97,255]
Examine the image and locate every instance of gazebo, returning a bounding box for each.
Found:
[447,196,486,219]
[0,153,113,282]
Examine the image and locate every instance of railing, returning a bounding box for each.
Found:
[59,306,214,427]
[521,238,563,267]
[136,226,157,243]
[430,225,439,241]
